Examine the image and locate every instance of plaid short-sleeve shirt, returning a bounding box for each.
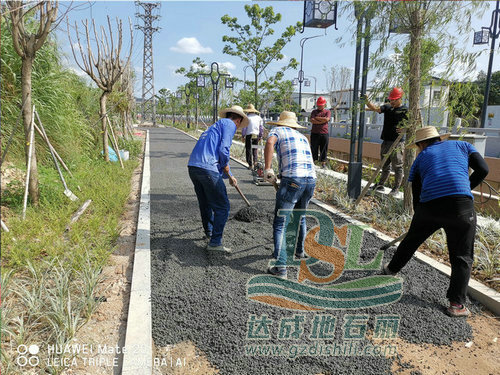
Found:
[268,126,316,178]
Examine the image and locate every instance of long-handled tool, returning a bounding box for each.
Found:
[380,232,407,250]
[234,184,251,207]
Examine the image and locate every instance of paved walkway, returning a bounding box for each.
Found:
[148,127,477,375]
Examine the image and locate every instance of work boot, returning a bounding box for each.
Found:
[447,302,470,317]
[382,262,398,276]
[267,266,287,279]
[206,244,231,253]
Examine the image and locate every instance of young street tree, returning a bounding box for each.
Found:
[68,16,133,161]
[221,4,301,109]
[4,1,59,205]
[366,0,486,211]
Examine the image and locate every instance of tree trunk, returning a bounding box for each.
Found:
[22,57,39,205]
[403,9,424,213]
[254,69,258,109]
[100,92,109,161]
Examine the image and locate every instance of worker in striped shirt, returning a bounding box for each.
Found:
[383,126,489,317]
[263,111,316,279]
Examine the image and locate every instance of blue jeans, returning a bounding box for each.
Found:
[273,176,316,267]
[188,166,230,246]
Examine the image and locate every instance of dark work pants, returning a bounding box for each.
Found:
[245,135,259,168]
[310,133,329,162]
[388,196,476,305]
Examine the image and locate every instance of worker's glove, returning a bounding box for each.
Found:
[264,169,277,184]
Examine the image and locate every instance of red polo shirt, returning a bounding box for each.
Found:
[310,108,331,134]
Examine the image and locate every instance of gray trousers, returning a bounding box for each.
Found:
[379,140,403,189]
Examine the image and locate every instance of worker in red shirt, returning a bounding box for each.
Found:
[310,96,331,168]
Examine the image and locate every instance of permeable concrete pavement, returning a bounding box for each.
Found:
[149,127,478,375]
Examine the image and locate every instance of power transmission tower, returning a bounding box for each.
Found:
[135,1,160,125]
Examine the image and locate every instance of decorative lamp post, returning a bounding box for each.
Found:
[199,62,231,123]
[347,3,373,199]
[303,0,338,30]
[473,0,499,128]
[175,91,182,125]
[225,77,234,105]
[194,92,200,128]
[196,75,205,127]
[184,85,192,128]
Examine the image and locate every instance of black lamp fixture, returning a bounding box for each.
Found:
[303,0,338,31]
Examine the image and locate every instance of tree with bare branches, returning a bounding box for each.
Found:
[68,16,133,161]
[4,1,59,205]
[324,65,351,123]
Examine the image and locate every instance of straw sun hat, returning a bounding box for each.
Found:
[413,126,450,146]
[218,105,249,127]
[243,104,260,114]
[266,111,305,129]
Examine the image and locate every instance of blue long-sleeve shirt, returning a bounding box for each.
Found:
[188,118,236,177]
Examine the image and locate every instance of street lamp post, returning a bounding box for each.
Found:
[473,0,499,128]
[347,3,372,199]
[175,91,182,124]
[298,35,323,111]
[184,85,192,128]
[305,75,317,104]
[199,62,231,123]
[243,65,251,90]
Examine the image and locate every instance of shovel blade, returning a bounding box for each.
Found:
[64,189,79,201]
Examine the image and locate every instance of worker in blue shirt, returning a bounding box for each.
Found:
[383,126,489,317]
[188,105,249,253]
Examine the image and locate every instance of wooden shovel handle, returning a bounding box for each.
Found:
[234,184,251,207]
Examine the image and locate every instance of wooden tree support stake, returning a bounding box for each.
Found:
[1,219,10,232]
[106,116,124,169]
[22,106,36,220]
[354,131,405,206]
[65,199,92,232]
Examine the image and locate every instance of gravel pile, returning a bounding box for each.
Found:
[150,128,478,375]
[234,206,260,222]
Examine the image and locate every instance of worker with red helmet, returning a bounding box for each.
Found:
[366,87,408,195]
[310,96,331,168]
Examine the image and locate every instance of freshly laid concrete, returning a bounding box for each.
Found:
[147,127,487,375]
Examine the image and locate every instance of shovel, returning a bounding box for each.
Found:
[380,232,407,250]
[234,184,251,207]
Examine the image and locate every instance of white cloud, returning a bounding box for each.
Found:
[68,66,87,78]
[219,62,236,71]
[170,37,213,54]
[191,63,209,72]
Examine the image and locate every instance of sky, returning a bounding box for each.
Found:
[57,1,499,98]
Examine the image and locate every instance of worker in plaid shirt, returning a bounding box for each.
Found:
[263,111,316,279]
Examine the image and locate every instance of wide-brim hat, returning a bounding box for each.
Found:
[412,126,450,146]
[244,103,260,114]
[219,105,249,128]
[266,111,305,129]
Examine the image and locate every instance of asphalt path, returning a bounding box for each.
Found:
[150,127,478,375]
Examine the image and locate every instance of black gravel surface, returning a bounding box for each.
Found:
[150,127,479,375]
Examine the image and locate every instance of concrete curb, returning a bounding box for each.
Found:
[169,126,500,315]
[122,130,153,374]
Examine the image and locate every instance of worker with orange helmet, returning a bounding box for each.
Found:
[366,87,408,195]
[310,96,331,168]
